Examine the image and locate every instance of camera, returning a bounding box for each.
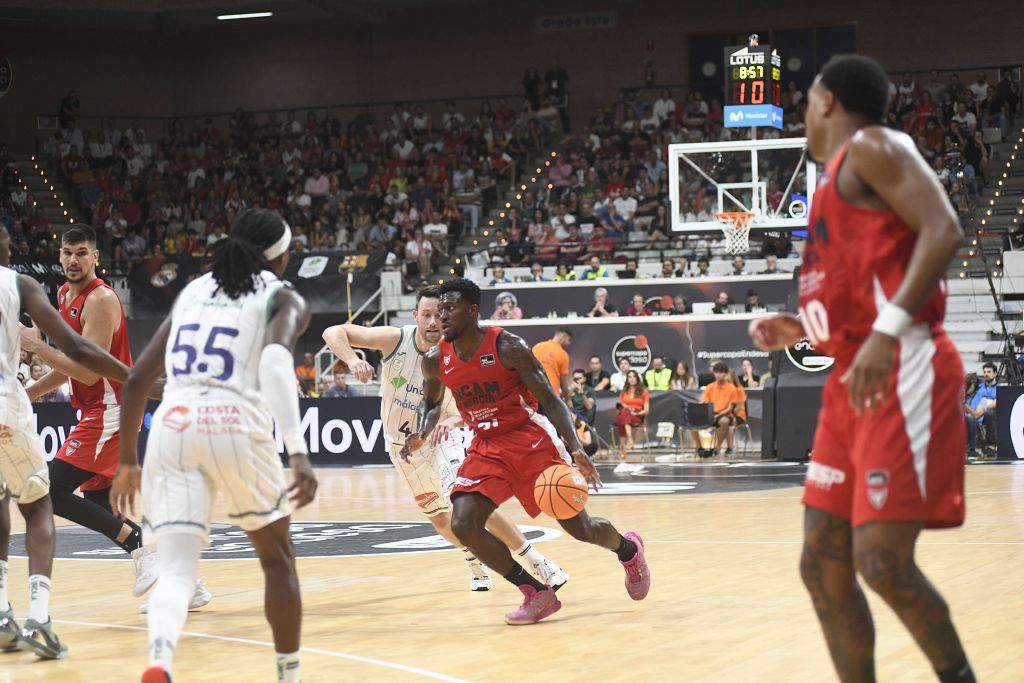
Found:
[945,143,964,178]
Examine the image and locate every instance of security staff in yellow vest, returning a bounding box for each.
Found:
[643,355,672,390]
[582,254,609,279]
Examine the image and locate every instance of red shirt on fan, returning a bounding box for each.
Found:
[437,325,538,437]
[798,138,947,367]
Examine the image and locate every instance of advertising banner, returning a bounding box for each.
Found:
[31,397,389,467]
[480,275,793,320]
[498,316,772,377]
[128,250,386,318]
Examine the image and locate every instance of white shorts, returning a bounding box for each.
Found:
[0,418,50,505]
[142,399,292,546]
[388,428,470,517]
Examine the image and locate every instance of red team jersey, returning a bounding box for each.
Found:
[439,326,571,517]
[55,277,133,486]
[799,136,965,529]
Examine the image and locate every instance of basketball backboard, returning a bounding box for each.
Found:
[668,137,816,232]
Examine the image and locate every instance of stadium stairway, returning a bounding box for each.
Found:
[10,154,74,235]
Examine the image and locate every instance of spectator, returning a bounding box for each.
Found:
[455,176,481,232]
[964,373,984,457]
[532,328,573,401]
[974,362,999,455]
[738,358,760,388]
[584,287,618,317]
[653,89,676,124]
[528,262,550,282]
[404,228,432,279]
[614,370,649,470]
[522,66,542,111]
[422,211,449,257]
[692,361,747,457]
[745,289,764,312]
[694,257,710,277]
[295,352,317,395]
[760,254,779,274]
[671,294,691,315]
[304,167,329,199]
[617,257,639,280]
[575,414,598,459]
[488,264,511,286]
[585,355,611,391]
[712,291,731,314]
[544,58,570,131]
[570,369,597,425]
[554,262,576,281]
[643,356,672,391]
[626,293,650,317]
[326,373,354,398]
[731,255,746,275]
[671,361,698,390]
[491,291,523,320]
[581,254,609,280]
[609,358,631,393]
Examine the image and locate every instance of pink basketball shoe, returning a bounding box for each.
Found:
[620,531,651,600]
[504,585,561,625]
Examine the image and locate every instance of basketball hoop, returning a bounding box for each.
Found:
[713,211,754,254]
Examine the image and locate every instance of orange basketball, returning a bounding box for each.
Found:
[634,334,649,349]
[534,464,589,519]
[659,294,674,310]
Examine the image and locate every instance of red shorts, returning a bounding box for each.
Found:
[451,416,572,517]
[803,330,966,529]
[57,406,121,491]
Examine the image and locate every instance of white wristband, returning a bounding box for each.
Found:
[872,303,913,338]
[283,433,308,457]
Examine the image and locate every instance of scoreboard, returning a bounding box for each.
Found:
[724,43,782,129]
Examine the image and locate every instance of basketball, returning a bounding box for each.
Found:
[534,464,589,519]
[634,334,649,349]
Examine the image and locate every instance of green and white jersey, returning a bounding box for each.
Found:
[0,266,31,426]
[378,325,456,444]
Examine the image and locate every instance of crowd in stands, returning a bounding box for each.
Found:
[893,70,1019,211]
[31,88,568,280]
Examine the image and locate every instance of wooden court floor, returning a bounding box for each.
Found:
[1,462,1022,682]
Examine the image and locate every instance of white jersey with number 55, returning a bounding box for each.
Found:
[162,271,284,410]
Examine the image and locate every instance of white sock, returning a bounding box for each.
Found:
[514,542,544,565]
[147,534,202,671]
[0,559,8,610]
[460,547,477,563]
[28,574,50,622]
[276,650,301,683]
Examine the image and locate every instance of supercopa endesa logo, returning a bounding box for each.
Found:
[784,337,834,373]
[612,335,652,373]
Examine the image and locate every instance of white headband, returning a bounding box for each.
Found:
[263,223,292,260]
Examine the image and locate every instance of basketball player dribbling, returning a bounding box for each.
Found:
[0,224,132,658]
[750,55,975,682]
[323,285,568,592]
[20,225,209,612]
[403,278,650,625]
[111,209,318,683]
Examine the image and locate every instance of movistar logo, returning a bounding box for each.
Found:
[390,376,407,389]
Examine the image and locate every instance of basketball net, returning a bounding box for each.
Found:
[713,211,754,255]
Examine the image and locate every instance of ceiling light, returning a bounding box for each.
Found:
[217,12,273,20]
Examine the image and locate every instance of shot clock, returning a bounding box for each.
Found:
[723,41,783,129]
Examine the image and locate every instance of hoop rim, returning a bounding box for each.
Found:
[712,211,756,228]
